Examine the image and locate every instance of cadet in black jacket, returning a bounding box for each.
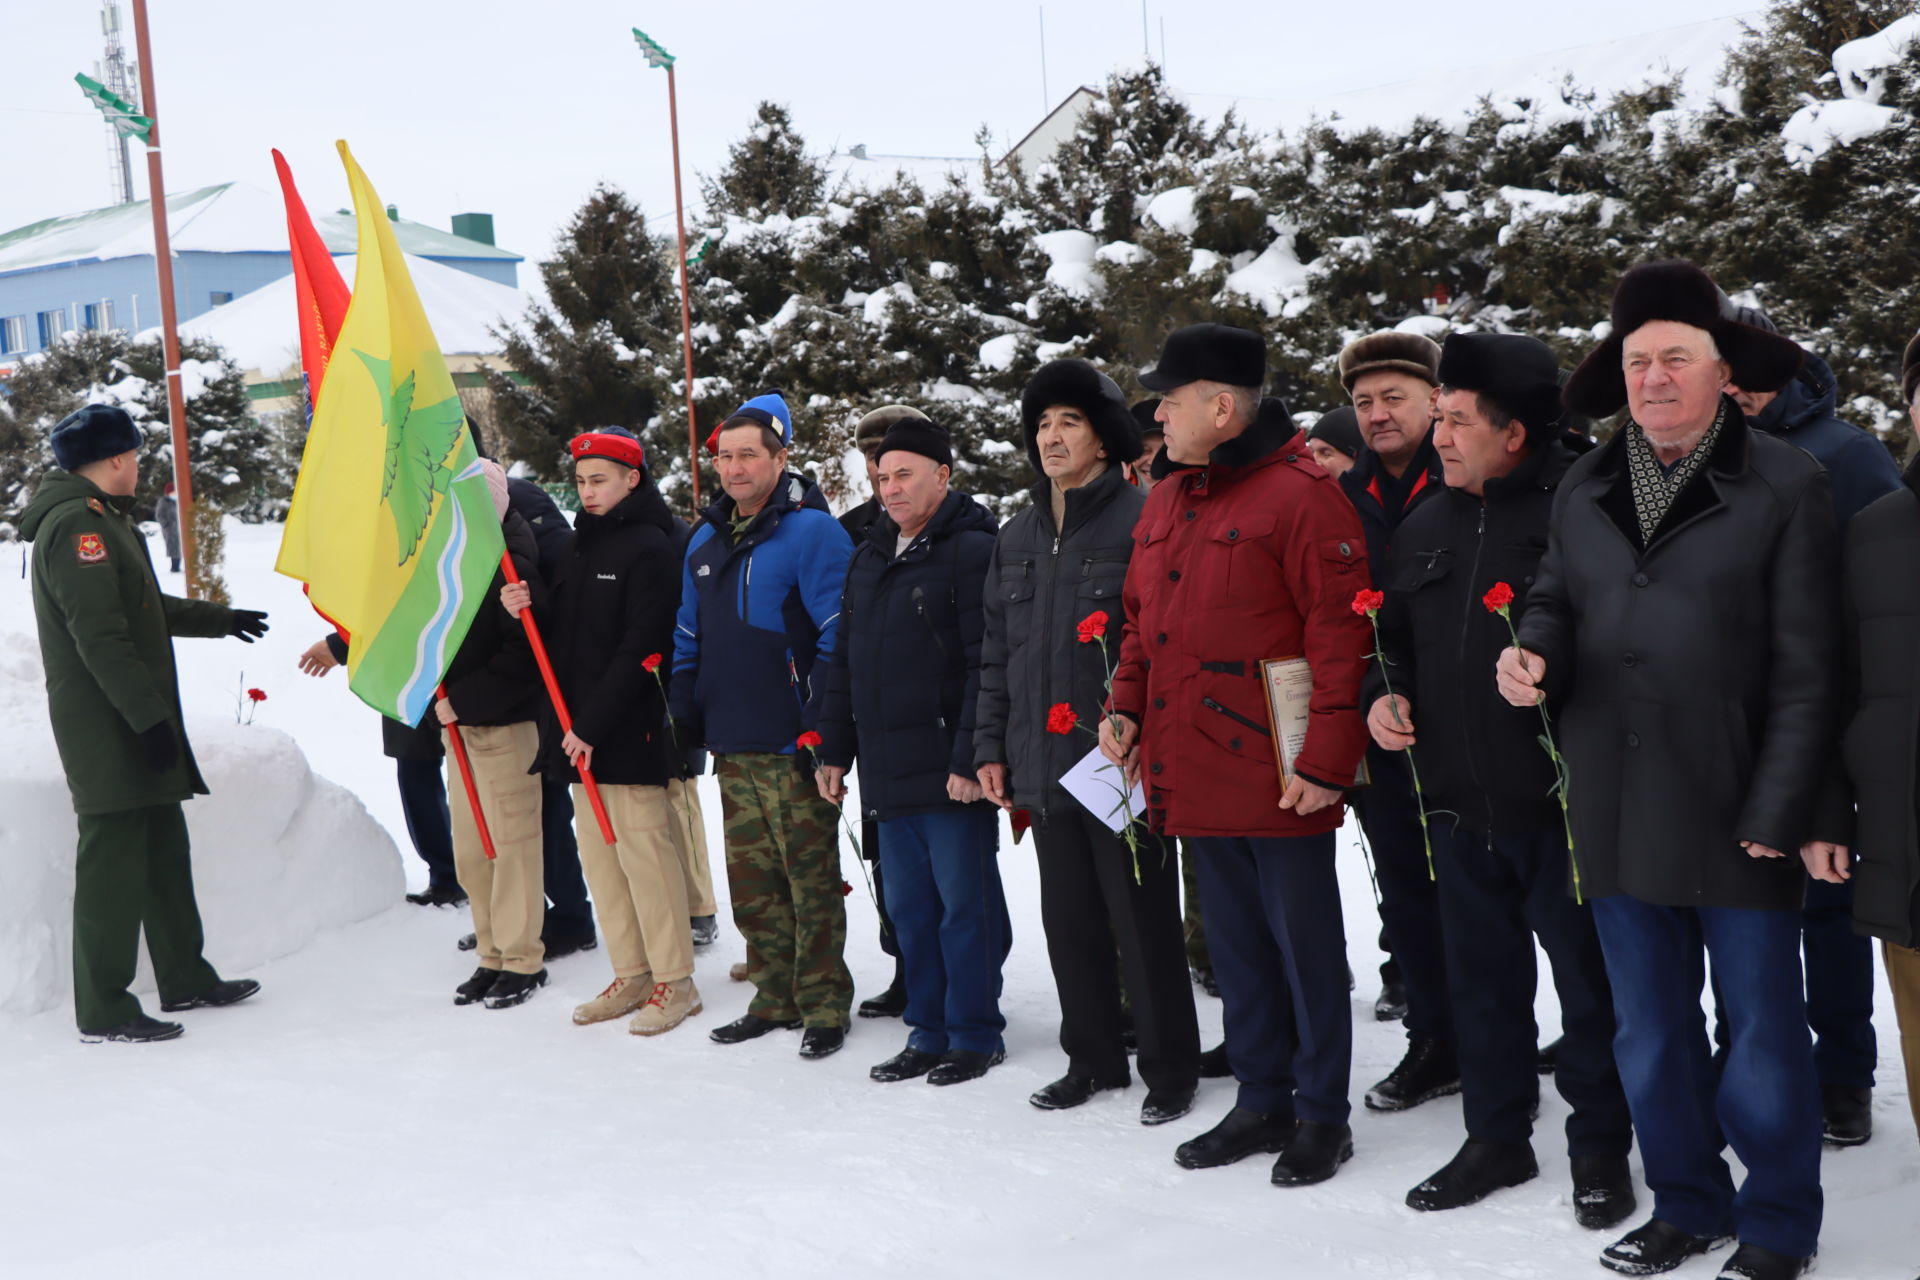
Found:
[1367,334,1633,1227]
[974,359,1200,1125]
[506,429,700,1037]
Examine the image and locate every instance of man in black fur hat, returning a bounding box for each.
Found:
[1500,261,1835,1280]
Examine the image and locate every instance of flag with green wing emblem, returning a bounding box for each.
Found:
[276,141,505,726]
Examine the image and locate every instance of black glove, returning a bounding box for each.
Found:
[230,608,270,643]
[139,722,178,772]
[681,746,709,780]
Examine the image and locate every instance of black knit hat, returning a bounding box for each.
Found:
[1307,406,1362,459]
[876,418,953,470]
[1019,359,1143,474]
[1130,398,1163,437]
[1563,260,1805,418]
[50,403,143,472]
[1437,333,1565,442]
[1139,324,1266,392]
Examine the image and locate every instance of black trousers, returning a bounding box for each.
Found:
[395,757,458,889]
[1351,745,1452,1047]
[1434,819,1632,1156]
[1034,809,1199,1091]
[540,778,593,935]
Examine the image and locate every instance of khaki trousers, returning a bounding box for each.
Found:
[446,721,545,974]
[667,777,716,917]
[576,782,693,983]
[1883,941,1920,1140]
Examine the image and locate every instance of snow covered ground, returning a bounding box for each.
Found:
[2,520,1917,1279]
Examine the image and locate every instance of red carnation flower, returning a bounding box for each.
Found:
[1482,582,1515,614]
[247,688,267,703]
[841,879,853,897]
[1011,809,1032,836]
[642,653,663,673]
[1076,610,1109,644]
[796,731,824,750]
[1351,589,1385,616]
[1046,703,1078,735]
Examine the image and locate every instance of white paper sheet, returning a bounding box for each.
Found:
[1061,742,1147,834]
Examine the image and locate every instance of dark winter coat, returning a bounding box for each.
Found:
[1111,399,1373,839]
[155,491,180,559]
[1338,431,1445,569]
[21,470,235,816]
[1369,441,1578,836]
[815,489,999,821]
[508,477,574,582]
[441,512,544,728]
[973,466,1142,816]
[1513,397,1841,910]
[672,473,852,755]
[839,498,883,544]
[1748,351,1901,528]
[1826,456,1920,946]
[541,480,683,786]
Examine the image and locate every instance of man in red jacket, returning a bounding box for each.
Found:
[1100,323,1372,1186]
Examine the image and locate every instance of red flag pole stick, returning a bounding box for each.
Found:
[438,685,497,862]
[499,552,616,847]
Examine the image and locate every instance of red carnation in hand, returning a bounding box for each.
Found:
[1351,589,1385,616]
[1076,610,1110,644]
[1046,703,1078,735]
[247,688,267,703]
[796,731,824,750]
[1011,808,1032,836]
[642,653,663,673]
[1482,582,1515,614]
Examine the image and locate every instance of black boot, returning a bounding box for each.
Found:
[456,932,477,952]
[1821,1083,1872,1146]
[927,1048,1005,1086]
[1572,1154,1638,1230]
[1271,1120,1353,1186]
[1030,1073,1129,1111]
[1374,981,1408,1021]
[453,967,500,1006]
[1197,1042,1232,1079]
[407,882,468,907]
[79,1013,184,1044]
[482,969,547,1009]
[1405,1139,1537,1211]
[1713,1242,1815,1279]
[1600,1218,1733,1276]
[1537,1035,1563,1075]
[1173,1107,1294,1170]
[689,915,719,947]
[798,1026,846,1059]
[709,1013,802,1044]
[1190,964,1219,997]
[1365,1034,1461,1111]
[541,927,599,961]
[870,1047,942,1082]
[858,975,908,1019]
[1141,1087,1196,1126]
[160,978,260,1012]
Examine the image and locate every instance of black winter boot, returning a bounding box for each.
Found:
[1174,1107,1294,1169]
[160,978,260,1012]
[1405,1139,1537,1211]
[482,969,547,1009]
[1820,1083,1872,1146]
[1714,1242,1814,1279]
[1600,1218,1733,1276]
[1030,1073,1129,1110]
[453,967,500,1006]
[1365,1034,1461,1111]
[79,1013,184,1044]
[1270,1120,1353,1186]
[1572,1153,1638,1229]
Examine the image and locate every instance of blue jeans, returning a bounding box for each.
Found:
[1188,832,1351,1124]
[879,808,1010,1056]
[1592,895,1822,1259]
[395,758,457,889]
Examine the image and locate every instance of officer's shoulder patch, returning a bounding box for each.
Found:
[86,497,105,515]
[74,532,109,565]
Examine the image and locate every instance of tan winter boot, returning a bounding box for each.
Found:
[572,974,652,1025]
[629,978,703,1036]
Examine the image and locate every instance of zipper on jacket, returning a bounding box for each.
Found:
[1456,502,1492,821]
[912,586,951,668]
[1201,696,1272,738]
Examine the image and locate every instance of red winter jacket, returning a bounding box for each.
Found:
[1111,401,1372,838]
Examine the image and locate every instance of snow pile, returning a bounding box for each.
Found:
[0,630,403,1019]
[1033,229,1100,299]
[1143,186,1199,236]
[977,332,1022,372]
[1781,13,1916,168]
[1834,13,1920,101]
[1222,226,1311,319]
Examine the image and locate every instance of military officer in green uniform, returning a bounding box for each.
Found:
[20,404,270,1043]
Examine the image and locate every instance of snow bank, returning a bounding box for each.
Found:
[1782,99,1902,167]
[1034,229,1100,299]
[977,332,1022,371]
[1834,13,1920,101]
[1144,186,1198,237]
[1220,228,1311,319]
[0,632,403,1019]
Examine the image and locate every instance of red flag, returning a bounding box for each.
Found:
[270,148,350,416]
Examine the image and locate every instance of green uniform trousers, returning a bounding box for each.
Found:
[73,802,218,1030]
[717,753,853,1028]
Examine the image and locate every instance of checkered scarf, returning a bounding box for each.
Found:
[1623,399,1729,546]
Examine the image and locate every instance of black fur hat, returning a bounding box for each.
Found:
[1436,332,1565,442]
[1901,331,1920,407]
[1020,359,1143,473]
[1563,260,1804,418]
[1130,398,1163,436]
[50,403,143,472]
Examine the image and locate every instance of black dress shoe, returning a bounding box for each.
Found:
[857,980,907,1019]
[1173,1106,1295,1169]
[1600,1218,1734,1276]
[1714,1242,1815,1279]
[1030,1073,1129,1110]
[407,883,468,907]
[1405,1139,1537,1211]
[1365,1034,1461,1111]
[1537,1035,1563,1075]
[483,969,547,1009]
[1821,1083,1872,1146]
[541,929,599,961]
[1141,1086,1196,1126]
[709,1014,803,1044]
[870,1047,942,1082]
[79,1013,184,1044]
[159,978,260,1012]
[690,915,719,947]
[1271,1120,1353,1186]
[1572,1154,1638,1229]
[927,1048,1005,1085]
[1191,965,1219,997]
[456,932,478,952]
[1197,1042,1232,1078]
[1374,981,1408,1021]
[454,967,501,1005]
[798,1026,846,1059]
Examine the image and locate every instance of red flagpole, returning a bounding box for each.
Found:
[499,552,616,847]
[438,684,497,861]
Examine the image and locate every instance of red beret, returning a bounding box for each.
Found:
[570,431,645,470]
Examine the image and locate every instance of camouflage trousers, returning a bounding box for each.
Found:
[717,752,853,1027]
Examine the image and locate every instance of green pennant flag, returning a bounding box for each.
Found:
[74,72,152,142]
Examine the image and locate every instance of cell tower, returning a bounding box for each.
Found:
[94,0,138,204]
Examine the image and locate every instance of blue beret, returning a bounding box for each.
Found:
[50,404,143,472]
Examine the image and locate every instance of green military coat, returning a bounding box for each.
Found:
[20,470,233,816]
